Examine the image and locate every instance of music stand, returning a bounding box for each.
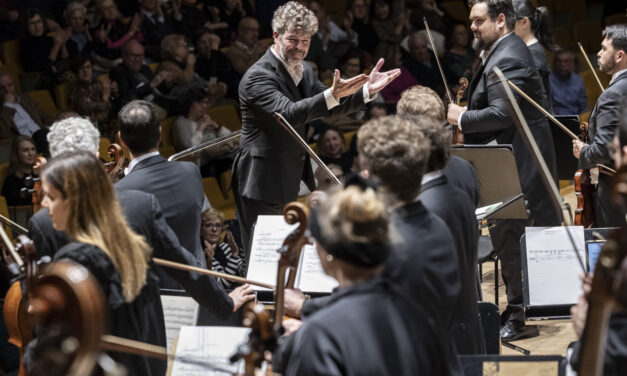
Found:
[451,145,529,221]
[549,115,580,180]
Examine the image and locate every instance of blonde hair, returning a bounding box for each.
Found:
[160,34,186,61]
[201,208,225,225]
[397,85,446,121]
[42,152,151,302]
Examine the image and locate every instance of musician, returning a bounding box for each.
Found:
[232,1,400,256]
[446,0,559,341]
[397,85,480,207]
[572,25,627,227]
[35,151,165,375]
[279,186,452,376]
[28,116,254,319]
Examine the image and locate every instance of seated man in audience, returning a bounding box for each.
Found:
[194,27,240,100]
[109,40,173,116]
[403,32,444,97]
[0,72,52,153]
[226,17,272,77]
[137,0,174,60]
[550,49,587,116]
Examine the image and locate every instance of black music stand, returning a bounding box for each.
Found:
[451,145,529,221]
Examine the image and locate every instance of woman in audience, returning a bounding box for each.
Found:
[2,136,37,206]
[513,0,558,113]
[69,54,116,139]
[443,22,476,85]
[193,27,240,100]
[63,2,93,57]
[279,186,451,376]
[157,34,227,103]
[20,8,69,73]
[379,46,417,103]
[370,0,407,65]
[91,0,143,60]
[318,125,355,174]
[201,208,244,290]
[172,88,232,176]
[345,0,379,57]
[36,151,165,375]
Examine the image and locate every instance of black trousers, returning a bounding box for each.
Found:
[489,218,532,324]
[596,173,625,228]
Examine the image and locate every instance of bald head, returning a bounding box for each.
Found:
[237,17,260,47]
[122,40,146,72]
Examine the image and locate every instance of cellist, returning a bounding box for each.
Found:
[572,24,627,227]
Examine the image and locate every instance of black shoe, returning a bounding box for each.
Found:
[500,321,539,342]
[500,307,512,326]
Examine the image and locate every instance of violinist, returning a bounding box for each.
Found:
[33,151,165,375]
[572,24,627,227]
[446,0,558,342]
[278,186,451,376]
[28,116,254,320]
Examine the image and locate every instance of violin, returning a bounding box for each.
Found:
[574,122,596,227]
[454,78,468,145]
[577,165,627,375]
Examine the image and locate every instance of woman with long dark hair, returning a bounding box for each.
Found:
[513,0,558,113]
[1,135,37,206]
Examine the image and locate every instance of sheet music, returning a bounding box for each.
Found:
[161,295,199,355]
[246,215,337,293]
[170,326,250,375]
[525,226,585,306]
[295,243,338,293]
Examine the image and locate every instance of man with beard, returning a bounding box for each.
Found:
[446,0,559,341]
[572,25,627,227]
[233,1,400,256]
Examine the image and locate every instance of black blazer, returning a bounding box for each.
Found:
[234,48,366,204]
[110,64,156,112]
[28,189,234,319]
[419,174,484,355]
[443,155,480,208]
[580,70,627,169]
[115,155,206,269]
[461,32,559,226]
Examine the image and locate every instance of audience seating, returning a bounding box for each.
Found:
[0,163,9,190]
[206,105,241,131]
[573,19,603,54]
[19,72,42,93]
[99,138,112,161]
[159,116,177,147]
[149,62,158,73]
[27,90,59,118]
[580,69,610,110]
[0,196,13,240]
[439,1,469,24]
[202,177,236,220]
[579,111,590,123]
[159,145,175,158]
[605,13,627,27]
[54,82,71,110]
[220,169,233,195]
[0,39,22,73]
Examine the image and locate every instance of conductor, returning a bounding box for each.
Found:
[232,1,400,255]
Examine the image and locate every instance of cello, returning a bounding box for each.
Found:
[454,78,469,145]
[574,122,596,227]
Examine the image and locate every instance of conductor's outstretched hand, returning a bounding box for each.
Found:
[330,70,368,100]
[367,58,401,96]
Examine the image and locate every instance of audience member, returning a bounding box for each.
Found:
[318,125,355,174]
[409,0,452,36]
[550,49,587,115]
[380,46,417,102]
[63,2,93,57]
[367,102,388,119]
[443,21,475,85]
[200,208,245,290]
[172,88,232,176]
[109,40,172,116]
[157,34,227,104]
[0,2,20,42]
[344,0,379,57]
[2,135,37,206]
[91,0,143,60]
[194,27,240,100]
[313,163,344,191]
[226,17,272,77]
[308,0,357,59]
[19,8,69,73]
[203,0,251,43]
[338,49,363,79]
[403,31,444,97]
[69,54,116,139]
[138,0,173,60]
[171,0,209,39]
[0,72,52,153]
[370,0,407,65]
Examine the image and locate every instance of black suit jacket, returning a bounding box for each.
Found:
[580,70,627,169]
[461,33,559,226]
[419,174,484,355]
[234,48,367,204]
[443,155,480,208]
[28,189,234,319]
[110,64,157,112]
[115,155,206,269]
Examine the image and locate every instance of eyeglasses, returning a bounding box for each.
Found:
[204,223,223,229]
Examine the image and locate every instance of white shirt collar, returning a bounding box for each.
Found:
[421,170,443,185]
[610,68,627,85]
[270,45,304,86]
[479,32,512,64]
[124,151,160,176]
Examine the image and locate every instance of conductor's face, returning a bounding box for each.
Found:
[469,3,502,52]
[274,29,311,66]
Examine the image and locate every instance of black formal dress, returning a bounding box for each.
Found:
[527,42,553,114]
[579,70,627,227]
[233,48,367,254]
[28,189,234,319]
[461,32,559,324]
[1,173,35,206]
[278,276,453,376]
[419,173,484,355]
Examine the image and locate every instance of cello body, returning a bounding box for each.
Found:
[574,122,596,227]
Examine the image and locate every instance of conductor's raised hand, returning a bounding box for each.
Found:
[366,58,401,97]
[330,69,368,101]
